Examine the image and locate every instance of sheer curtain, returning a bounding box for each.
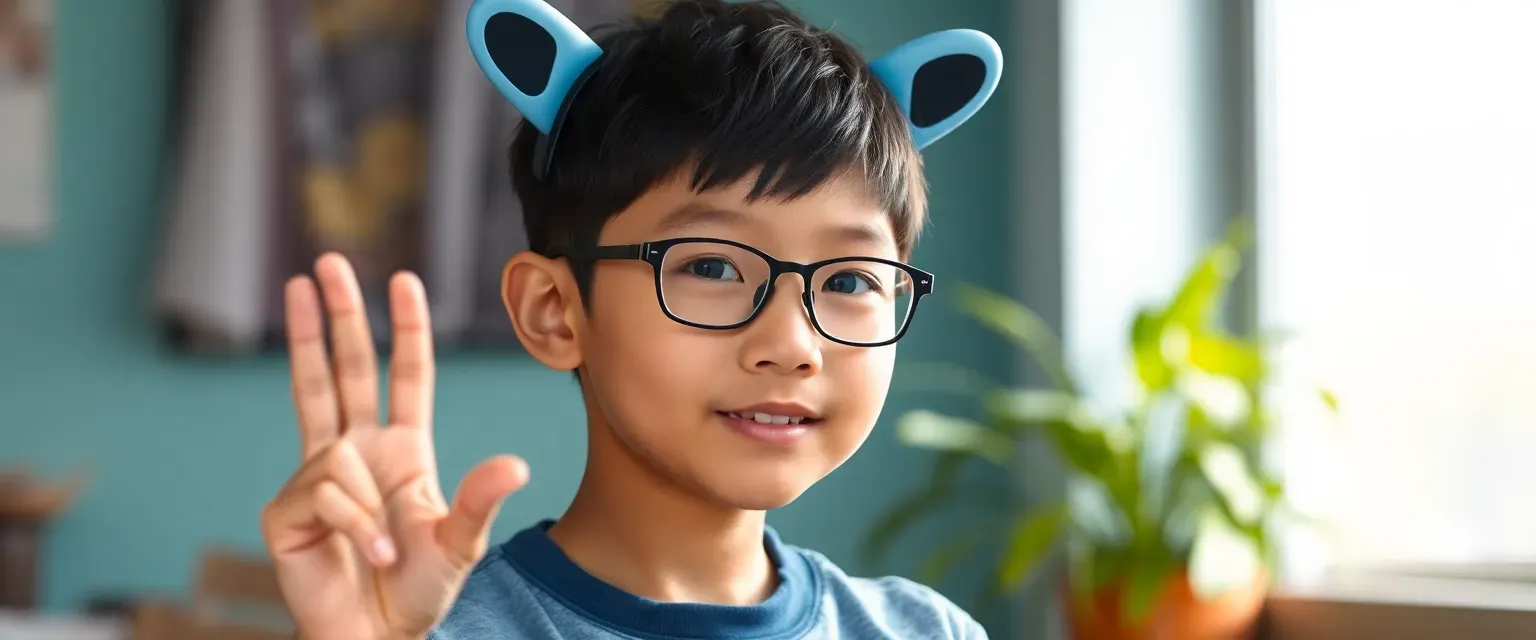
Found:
[1259,0,1536,576]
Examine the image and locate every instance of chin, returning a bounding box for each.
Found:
[703,473,819,512]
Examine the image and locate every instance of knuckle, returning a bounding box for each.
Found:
[393,476,443,512]
[326,438,356,461]
[443,531,487,569]
[342,508,376,535]
[314,442,345,474]
[390,358,428,383]
[462,540,490,566]
[345,403,379,425]
[258,502,278,535]
[320,442,363,481]
[311,482,348,515]
[293,370,333,398]
[334,349,374,376]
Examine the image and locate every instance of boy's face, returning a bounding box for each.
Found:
[576,173,902,511]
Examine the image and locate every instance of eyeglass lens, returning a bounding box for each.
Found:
[656,241,914,344]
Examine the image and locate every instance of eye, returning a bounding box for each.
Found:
[823,271,877,295]
[684,257,742,282]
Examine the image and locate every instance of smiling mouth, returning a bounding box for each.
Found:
[716,411,821,446]
[718,411,821,426]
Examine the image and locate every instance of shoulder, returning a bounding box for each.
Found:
[427,545,559,640]
[785,544,988,640]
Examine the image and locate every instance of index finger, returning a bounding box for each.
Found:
[285,276,340,459]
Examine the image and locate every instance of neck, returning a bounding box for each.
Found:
[548,406,777,606]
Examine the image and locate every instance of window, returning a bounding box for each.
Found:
[1259,0,1536,581]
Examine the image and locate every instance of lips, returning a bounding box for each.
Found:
[719,402,822,422]
[722,411,809,425]
[715,402,823,446]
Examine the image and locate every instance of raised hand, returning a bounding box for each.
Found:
[261,254,528,640]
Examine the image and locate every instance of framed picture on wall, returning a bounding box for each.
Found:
[155,0,631,355]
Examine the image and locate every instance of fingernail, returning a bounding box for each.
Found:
[372,537,397,565]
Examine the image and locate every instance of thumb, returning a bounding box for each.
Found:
[437,454,528,569]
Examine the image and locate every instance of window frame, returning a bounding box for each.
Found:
[1242,0,1536,634]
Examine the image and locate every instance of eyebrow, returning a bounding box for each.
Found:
[656,201,894,248]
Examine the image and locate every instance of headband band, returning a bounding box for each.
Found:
[466,0,1004,181]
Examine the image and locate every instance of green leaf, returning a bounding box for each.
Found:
[998,504,1070,590]
[1197,443,1265,526]
[862,453,966,568]
[986,389,1087,428]
[1065,536,1096,600]
[1260,475,1284,500]
[1122,558,1172,623]
[985,390,1119,479]
[896,411,1014,465]
[1066,475,1133,546]
[956,285,1076,393]
[1132,309,1176,390]
[1041,421,1118,478]
[1222,215,1256,249]
[1163,244,1241,330]
[1187,333,1266,382]
[916,527,995,586]
[1161,218,1251,334]
[1176,371,1251,428]
[1318,387,1340,413]
[1160,468,1211,551]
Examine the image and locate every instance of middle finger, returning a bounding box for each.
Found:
[316,253,380,430]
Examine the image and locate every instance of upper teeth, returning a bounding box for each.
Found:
[728,412,805,425]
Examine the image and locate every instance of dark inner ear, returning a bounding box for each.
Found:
[485,12,557,96]
[909,54,987,128]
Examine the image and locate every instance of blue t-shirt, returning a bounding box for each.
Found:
[429,520,987,639]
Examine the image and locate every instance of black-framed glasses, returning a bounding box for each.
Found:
[549,237,934,347]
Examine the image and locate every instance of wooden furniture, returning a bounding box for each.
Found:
[128,548,292,640]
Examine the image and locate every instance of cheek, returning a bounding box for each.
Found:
[834,345,896,419]
[583,273,724,424]
[819,345,897,460]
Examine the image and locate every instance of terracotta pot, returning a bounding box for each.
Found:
[1064,570,1267,640]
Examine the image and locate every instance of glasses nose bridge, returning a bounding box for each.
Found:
[752,259,817,314]
[759,259,818,306]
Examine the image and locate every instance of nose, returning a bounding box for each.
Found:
[738,274,823,376]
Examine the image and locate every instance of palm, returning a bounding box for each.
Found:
[274,428,442,636]
[262,255,525,640]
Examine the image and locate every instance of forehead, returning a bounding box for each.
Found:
[600,172,900,258]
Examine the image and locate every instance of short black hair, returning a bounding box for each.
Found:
[510,0,928,296]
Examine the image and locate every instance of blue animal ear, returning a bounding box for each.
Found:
[466,0,604,135]
[869,29,1003,151]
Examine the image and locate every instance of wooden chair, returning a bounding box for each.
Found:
[130,547,293,640]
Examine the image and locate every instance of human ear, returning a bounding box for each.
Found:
[501,252,583,371]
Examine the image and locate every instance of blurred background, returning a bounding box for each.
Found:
[1,0,1533,638]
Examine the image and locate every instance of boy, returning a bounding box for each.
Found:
[259,0,1001,638]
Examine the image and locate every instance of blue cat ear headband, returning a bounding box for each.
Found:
[465,0,1003,181]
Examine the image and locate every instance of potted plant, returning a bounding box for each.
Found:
[866,222,1335,639]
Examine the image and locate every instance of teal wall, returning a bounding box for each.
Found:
[0,0,1014,633]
